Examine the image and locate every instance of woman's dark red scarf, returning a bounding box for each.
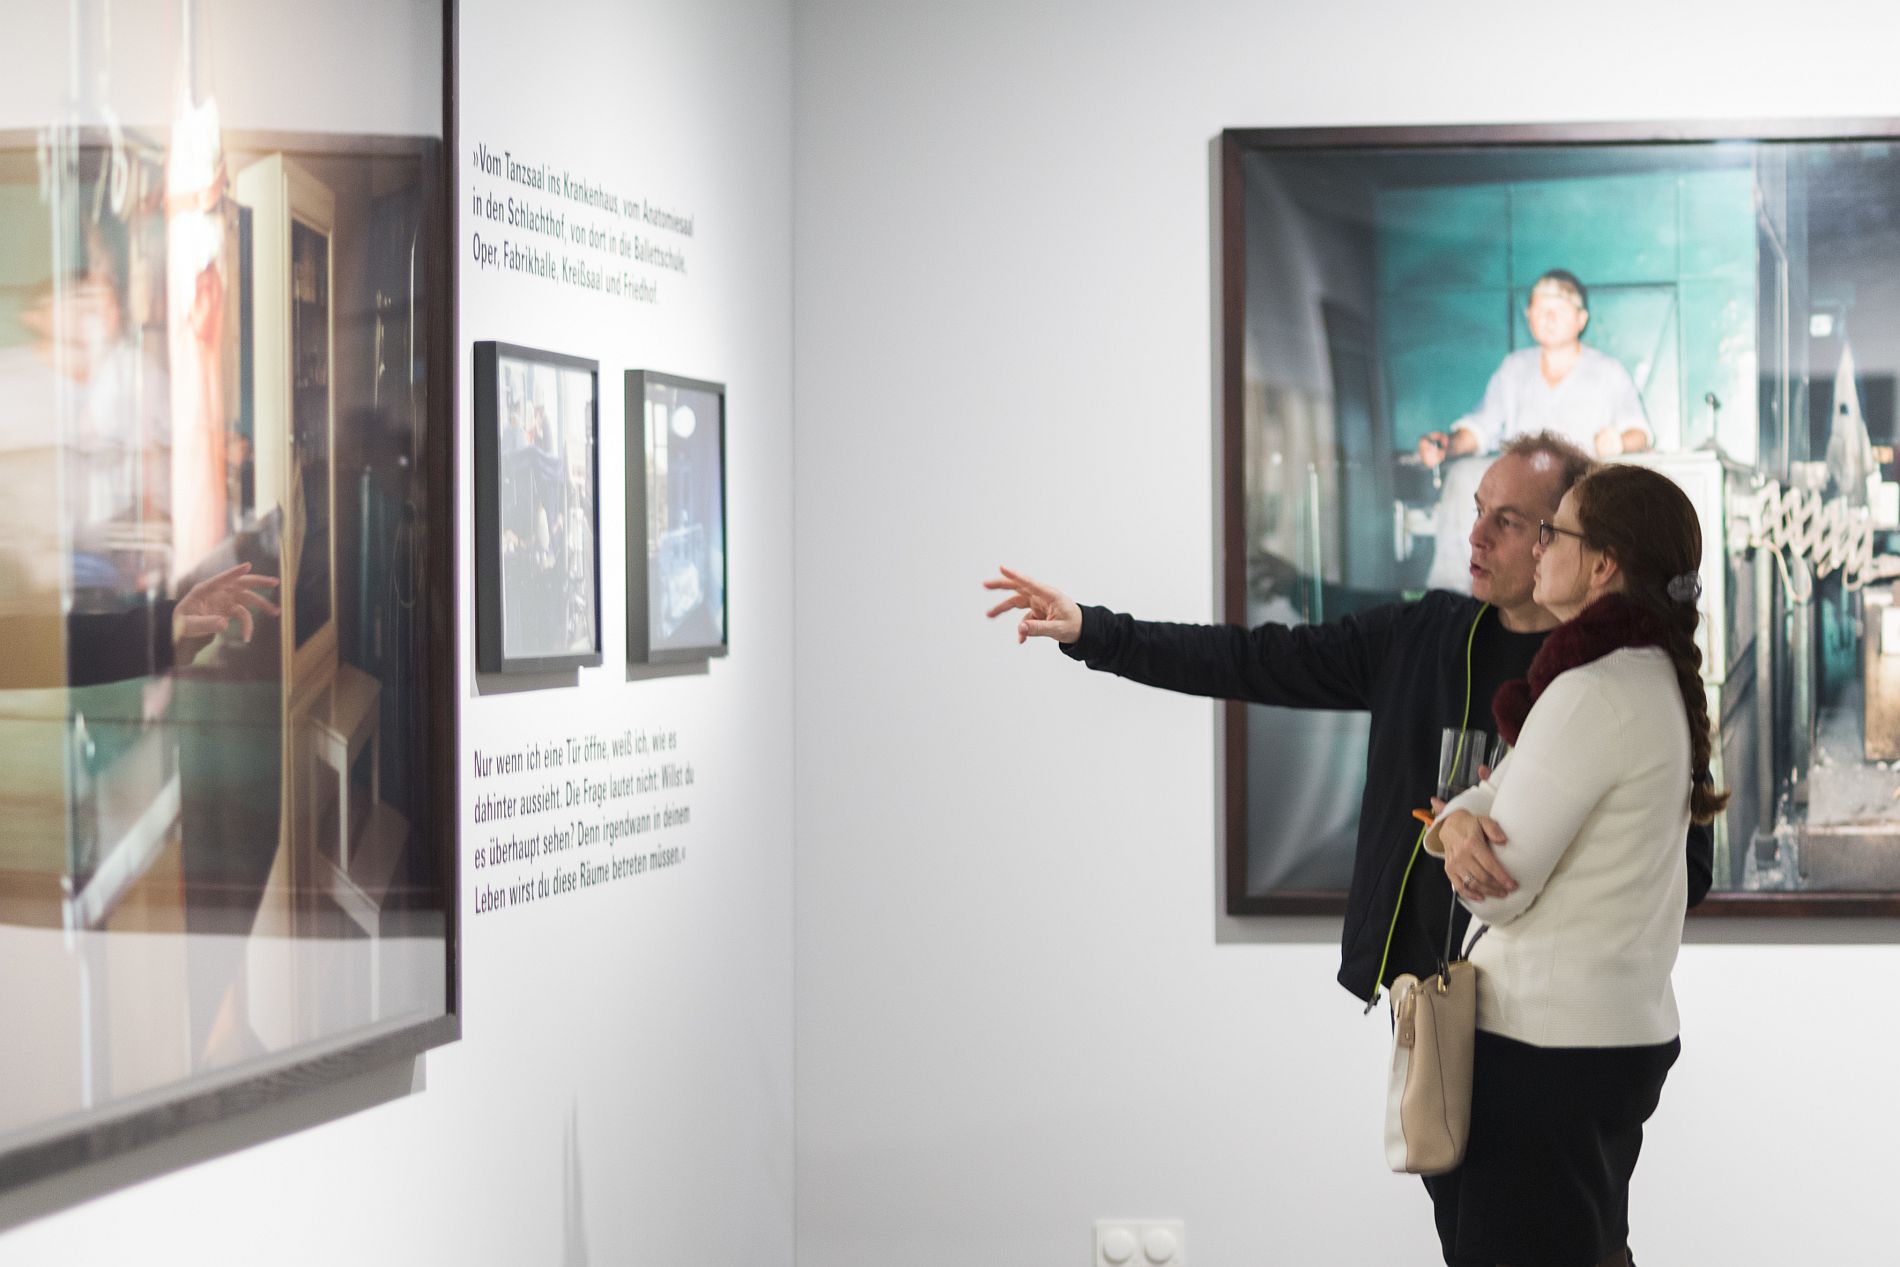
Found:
[1492,593,1671,746]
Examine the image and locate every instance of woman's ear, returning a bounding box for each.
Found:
[1591,547,1622,592]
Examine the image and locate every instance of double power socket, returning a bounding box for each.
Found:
[1094,1219,1184,1267]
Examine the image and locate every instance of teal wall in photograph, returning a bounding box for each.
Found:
[1378,167,1758,459]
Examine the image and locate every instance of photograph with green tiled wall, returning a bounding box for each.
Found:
[1233,128,1900,908]
[1377,164,1757,459]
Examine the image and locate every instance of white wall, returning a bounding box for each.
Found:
[792,3,1900,1265]
[3,0,441,134]
[0,0,795,1262]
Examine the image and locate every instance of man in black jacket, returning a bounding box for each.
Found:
[985,432,1713,1004]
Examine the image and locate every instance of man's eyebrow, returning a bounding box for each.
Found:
[1476,502,1533,520]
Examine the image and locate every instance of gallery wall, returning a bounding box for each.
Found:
[8,1,1900,1262]
[792,2,1900,1265]
[0,0,794,1262]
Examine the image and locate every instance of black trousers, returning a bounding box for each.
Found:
[1424,1029,1680,1267]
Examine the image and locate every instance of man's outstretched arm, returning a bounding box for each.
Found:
[984,566,1396,710]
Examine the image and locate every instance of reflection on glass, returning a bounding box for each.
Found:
[0,0,445,1168]
[643,380,726,654]
[497,357,597,661]
[291,219,333,650]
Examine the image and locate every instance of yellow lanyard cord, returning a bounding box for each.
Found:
[1364,603,1488,1014]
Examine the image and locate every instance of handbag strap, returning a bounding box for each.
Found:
[1437,890,1489,980]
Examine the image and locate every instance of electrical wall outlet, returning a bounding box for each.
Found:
[1094,1219,1184,1267]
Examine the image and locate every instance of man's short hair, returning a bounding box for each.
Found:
[1499,431,1595,502]
[1530,268,1588,313]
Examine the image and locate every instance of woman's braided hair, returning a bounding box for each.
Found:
[1571,464,1731,824]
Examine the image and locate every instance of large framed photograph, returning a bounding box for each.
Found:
[474,342,603,675]
[626,370,729,664]
[0,0,458,1186]
[1222,121,1900,917]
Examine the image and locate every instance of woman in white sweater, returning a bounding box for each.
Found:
[1423,463,1728,1267]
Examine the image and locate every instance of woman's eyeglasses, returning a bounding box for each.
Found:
[1537,520,1589,548]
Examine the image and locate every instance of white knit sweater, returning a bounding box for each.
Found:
[1426,647,1690,1047]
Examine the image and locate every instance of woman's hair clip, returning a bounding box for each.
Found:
[1666,572,1701,604]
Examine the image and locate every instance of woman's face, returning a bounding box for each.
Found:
[1532,489,1597,620]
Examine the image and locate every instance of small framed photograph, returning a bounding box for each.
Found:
[627,370,729,664]
[474,342,603,674]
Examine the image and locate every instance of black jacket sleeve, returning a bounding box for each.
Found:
[1685,819,1713,909]
[1060,601,1405,711]
[65,601,176,688]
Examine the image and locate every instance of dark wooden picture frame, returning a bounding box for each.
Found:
[1220,120,1900,919]
[474,342,605,675]
[0,0,462,1190]
[626,369,730,665]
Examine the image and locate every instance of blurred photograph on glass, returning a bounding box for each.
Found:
[627,370,727,664]
[473,342,602,675]
[0,0,453,1185]
[1225,125,1900,913]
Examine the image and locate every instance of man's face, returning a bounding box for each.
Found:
[1525,286,1588,350]
[1468,453,1564,608]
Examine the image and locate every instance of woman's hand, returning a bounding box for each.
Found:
[1438,808,1516,902]
[983,566,1081,644]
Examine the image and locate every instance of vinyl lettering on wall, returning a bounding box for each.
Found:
[466,140,695,304]
[469,725,695,914]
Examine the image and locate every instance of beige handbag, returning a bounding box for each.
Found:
[1384,901,1485,1176]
